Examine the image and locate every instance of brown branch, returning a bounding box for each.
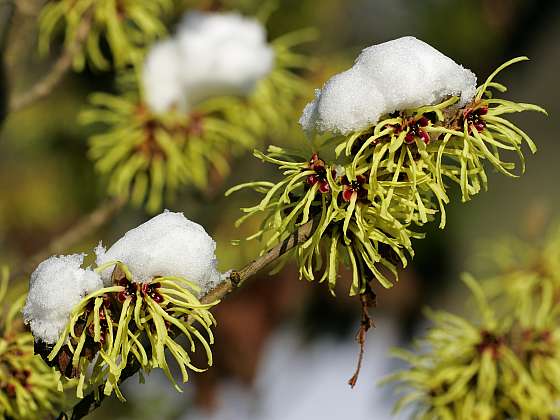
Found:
[61,217,318,420]
[9,13,92,113]
[15,197,125,280]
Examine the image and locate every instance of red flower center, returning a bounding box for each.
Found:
[463,106,488,133]
[404,116,431,145]
[341,175,367,202]
[306,153,331,194]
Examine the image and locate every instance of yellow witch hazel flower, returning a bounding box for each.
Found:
[481,223,560,312]
[38,0,173,70]
[514,281,560,407]
[23,211,223,401]
[384,275,557,419]
[82,11,312,213]
[230,36,545,296]
[480,223,560,407]
[0,267,62,419]
[227,148,423,294]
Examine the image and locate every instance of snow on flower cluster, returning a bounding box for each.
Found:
[95,211,222,289]
[143,11,275,113]
[300,36,477,135]
[22,254,103,344]
[23,211,222,344]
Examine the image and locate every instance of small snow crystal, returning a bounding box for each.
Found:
[95,211,222,293]
[300,36,477,135]
[23,254,103,344]
[142,11,274,113]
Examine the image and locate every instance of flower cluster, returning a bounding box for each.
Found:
[228,146,420,294]
[386,223,560,418]
[24,211,222,401]
[0,268,62,419]
[82,94,254,213]
[38,0,173,70]
[44,261,216,401]
[481,223,560,310]
[230,55,544,295]
[82,15,312,213]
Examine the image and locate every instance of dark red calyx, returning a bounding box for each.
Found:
[392,123,403,134]
[306,174,318,186]
[341,175,367,202]
[305,153,330,194]
[540,330,552,342]
[308,153,325,170]
[418,116,429,127]
[151,293,164,304]
[140,283,149,296]
[117,279,137,303]
[6,383,16,397]
[187,112,204,137]
[404,116,431,144]
[98,308,107,320]
[463,106,488,133]
[476,330,503,359]
[138,282,164,304]
[523,329,552,343]
[318,180,330,193]
[521,329,533,341]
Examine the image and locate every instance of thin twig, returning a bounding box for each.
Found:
[61,217,318,420]
[9,13,92,113]
[348,285,376,388]
[15,197,125,280]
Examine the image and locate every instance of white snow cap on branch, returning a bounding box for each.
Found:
[95,211,222,293]
[142,11,275,113]
[22,254,103,344]
[300,36,477,135]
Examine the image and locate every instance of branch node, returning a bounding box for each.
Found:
[229,270,242,287]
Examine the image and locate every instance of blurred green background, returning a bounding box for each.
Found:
[0,0,558,418]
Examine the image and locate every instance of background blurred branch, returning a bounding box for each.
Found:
[0,0,14,51]
[61,217,318,420]
[9,13,92,113]
[14,197,125,280]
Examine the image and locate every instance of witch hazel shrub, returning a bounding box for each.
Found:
[20,35,546,414]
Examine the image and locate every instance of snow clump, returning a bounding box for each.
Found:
[142,11,275,113]
[95,210,222,293]
[300,36,477,135]
[23,254,103,344]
